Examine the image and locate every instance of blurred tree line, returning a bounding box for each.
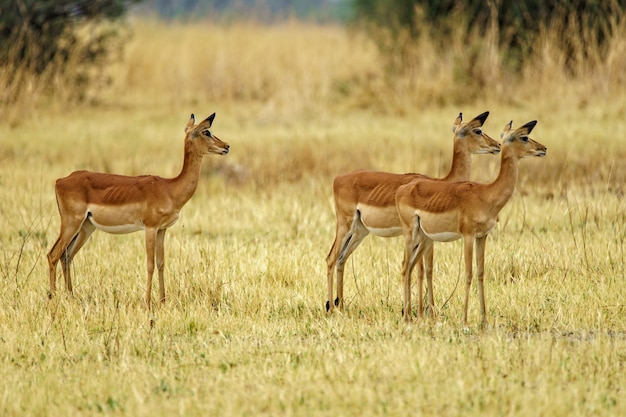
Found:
[0,0,141,103]
[352,0,626,70]
[1,0,624,105]
[0,0,349,104]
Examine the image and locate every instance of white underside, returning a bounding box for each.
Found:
[363,225,403,237]
[88,217,145,234]
[424,231,462,242]
[357,204,403,238]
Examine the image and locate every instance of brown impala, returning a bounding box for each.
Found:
[396,120,547,326]
[326,112,501,316]
[47,113,230,307]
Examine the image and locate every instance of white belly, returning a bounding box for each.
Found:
[425,231,462,242]
[358,204,403,237]
[364,225,403,237]
[88,217,144,234]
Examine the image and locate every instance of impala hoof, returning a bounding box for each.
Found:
[325,300,331,312]
[334,297,339,307]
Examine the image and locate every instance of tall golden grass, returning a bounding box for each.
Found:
[0,14,625,416]
[112,13,626,116]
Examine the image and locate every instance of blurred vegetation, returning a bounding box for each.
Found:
[0,0,140,104]
[1,0,626,116]
[351,0,626,100]
[352,0,626,62]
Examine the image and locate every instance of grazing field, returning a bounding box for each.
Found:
[1,20,626,416]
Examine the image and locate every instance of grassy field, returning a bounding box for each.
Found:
[1,19,626,416]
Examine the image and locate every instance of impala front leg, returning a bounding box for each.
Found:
[475,235,488,327]
[423,244,435,319]
[144,228,158,308]
[156,229,167,303]
[462,236,475,327]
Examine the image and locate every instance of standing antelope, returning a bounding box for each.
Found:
[47,113,230,306]
[326,112,501,315]
[395,120,547,325]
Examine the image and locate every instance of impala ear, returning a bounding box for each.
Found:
[185,114,195,133]
[473,111,489,126]
[520,120,537,134]
[204,113,216,127]
[452,112,463,132]
[501,120,513,138]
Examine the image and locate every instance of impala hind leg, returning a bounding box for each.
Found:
[333,211,369,311]
[401,217,433,322]
[423,244,436,319]
[415,258,425,318]
[413,234,435,320]
[61,221,96,293]
[326,210,368,312]
[47,215,89,296]
[326,222,348,313]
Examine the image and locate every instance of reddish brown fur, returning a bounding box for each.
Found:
[326,112,501,316]
[396,120,547,325]
[47,113,230,306]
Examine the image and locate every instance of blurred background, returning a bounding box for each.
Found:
[2,0,626,120]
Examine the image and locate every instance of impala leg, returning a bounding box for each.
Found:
[61,221,96,293]
[416,257,425,319]
[47,215,87,296]
[400,234,413,322]
[334,211,369,311]
[401,217,432,323]
[423,244,436,320]
[326,221,349,313]
[475,235,488,327]
[156,229,167,304]
[462,236,475,327]
[144,228,158,308]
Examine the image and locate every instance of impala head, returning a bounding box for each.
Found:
[501,120,547,158]
[184,113,230,155]
[452,111,501,155]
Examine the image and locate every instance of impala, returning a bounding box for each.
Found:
[326,111,501,315]
[47,113,230,306]
[395,120,547,325]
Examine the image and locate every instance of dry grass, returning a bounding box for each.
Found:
[1,17,626,416]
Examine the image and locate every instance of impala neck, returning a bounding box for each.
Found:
[171,143,204,208]
[441,145,472,182]
[486,148,519,212]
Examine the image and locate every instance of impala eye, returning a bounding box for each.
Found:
[474,129,482,135]
[521,136,529,142]
[203,130,212,137]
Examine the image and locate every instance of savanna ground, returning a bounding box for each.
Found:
[1,17,626,416]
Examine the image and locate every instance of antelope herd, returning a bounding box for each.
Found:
[48,111,546,326]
